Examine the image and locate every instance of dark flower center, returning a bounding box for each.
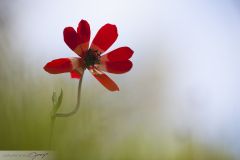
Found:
[84,49,100,68]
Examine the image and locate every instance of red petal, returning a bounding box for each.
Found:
[70,70,81,79]
[97,60,133,74]
[63,27,78,53]
[77,20,90,57]
[63,20,90,57]
[70,70,84,79]
[89,67,119,91]
[70,58,85,79]
[100,47,133,62]
[90,24,118,53]
[44,58,73,74]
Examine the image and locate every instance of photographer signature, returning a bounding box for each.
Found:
[28,152,48,160]
[3,151,49,160]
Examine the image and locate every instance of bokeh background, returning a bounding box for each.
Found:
[0,0,240,159]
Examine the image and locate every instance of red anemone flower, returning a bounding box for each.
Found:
[44,20,134,91]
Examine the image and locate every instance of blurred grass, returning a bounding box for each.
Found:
[0,82,235,160]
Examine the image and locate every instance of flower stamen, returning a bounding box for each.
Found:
[84,49,101,67]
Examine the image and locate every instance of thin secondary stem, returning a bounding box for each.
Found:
[49,116,55,149]
[55,72,84,117]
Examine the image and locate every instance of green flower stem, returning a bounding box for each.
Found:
[55,72,84,117]
[49,72,84,149]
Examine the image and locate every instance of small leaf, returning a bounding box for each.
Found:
[56,89,63,110]
[51,89,64,119]
[52,91,57,106]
